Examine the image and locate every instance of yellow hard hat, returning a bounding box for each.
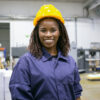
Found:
[33,4,64,26]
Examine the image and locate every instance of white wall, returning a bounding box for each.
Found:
[77,18,100,49]
[65,20,76,43]
[10,20,33,47]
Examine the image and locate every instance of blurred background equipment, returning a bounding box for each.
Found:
[0,47,6,69]
[0,69,12,100]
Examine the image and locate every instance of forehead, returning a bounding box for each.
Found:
[39,18,59,28]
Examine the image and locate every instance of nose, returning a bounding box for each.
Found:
[46,31,52,37]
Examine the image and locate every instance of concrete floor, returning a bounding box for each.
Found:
[80,73,100,100]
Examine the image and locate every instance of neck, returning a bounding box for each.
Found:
[45,48,57,56]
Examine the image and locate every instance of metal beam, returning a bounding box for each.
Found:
[89,0,100,10]
[83,0,96,8]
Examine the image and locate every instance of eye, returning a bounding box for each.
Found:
[41,29,46,32]
[51,28,56,32]
[39,28,46,32]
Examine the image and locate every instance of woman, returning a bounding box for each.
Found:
[9,4,82,100]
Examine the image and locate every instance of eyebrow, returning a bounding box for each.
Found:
[39,27,46,30]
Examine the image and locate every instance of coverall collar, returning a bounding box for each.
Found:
[41,47,69,62]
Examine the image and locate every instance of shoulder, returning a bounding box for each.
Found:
[20,52,36,62]
[66,54,76,63]
[65,55,78,69]
[14,52,36,69]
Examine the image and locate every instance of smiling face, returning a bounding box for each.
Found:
[38,18,60,51]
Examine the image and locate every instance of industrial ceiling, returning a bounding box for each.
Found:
[0,0,87,3]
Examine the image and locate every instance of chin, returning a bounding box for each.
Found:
[44,45,55,49]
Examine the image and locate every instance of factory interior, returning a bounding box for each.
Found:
[0,0,100,100]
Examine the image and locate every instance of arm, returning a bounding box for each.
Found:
[74,63,82,100]
[9,57,34,100]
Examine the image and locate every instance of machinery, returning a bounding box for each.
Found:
[0,48,6,69]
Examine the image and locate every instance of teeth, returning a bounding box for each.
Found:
[44,40,53,43]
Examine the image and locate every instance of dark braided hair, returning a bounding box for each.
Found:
[28,17,70,58]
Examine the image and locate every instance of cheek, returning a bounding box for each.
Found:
[56,32,60,40]
[39,32,43,40]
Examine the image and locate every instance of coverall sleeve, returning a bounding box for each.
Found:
[9,57,34,100]
[73,63,83,99]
